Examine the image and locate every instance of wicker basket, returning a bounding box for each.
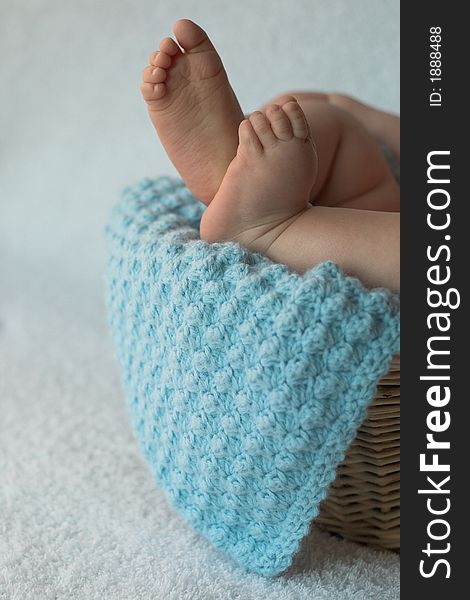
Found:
[316,355,400,551]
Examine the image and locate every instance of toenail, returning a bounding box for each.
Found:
[269,104,281,111]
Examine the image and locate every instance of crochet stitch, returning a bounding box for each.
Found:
[105,177,400,576]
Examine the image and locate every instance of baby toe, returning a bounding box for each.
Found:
[238,119,263,155]
[249,111,277,148]
[159,36,181,56]
[173,19,215,53]
[149,50,159,66]
[140,82,166,105]
[142,65,167,84]
[283,101,310,140]
[154,51,172,69]
[265,104,293,141]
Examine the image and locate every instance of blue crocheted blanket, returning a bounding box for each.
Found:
[105,177,400,576]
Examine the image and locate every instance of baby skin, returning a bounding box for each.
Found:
[141,20,400,293]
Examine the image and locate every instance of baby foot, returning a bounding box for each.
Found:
[140,19,244,205]
[199,100,317,254]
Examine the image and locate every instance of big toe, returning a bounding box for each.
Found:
[173,19,215,53]
[282,101,310,140]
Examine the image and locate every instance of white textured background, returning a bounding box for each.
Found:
[0,1,400,598]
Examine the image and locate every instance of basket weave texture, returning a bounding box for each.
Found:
[317,355,400,551]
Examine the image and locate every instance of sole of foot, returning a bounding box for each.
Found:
[200,99,317,253]
[140,19,244,205]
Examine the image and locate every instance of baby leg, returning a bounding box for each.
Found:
[200,100,399,292]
